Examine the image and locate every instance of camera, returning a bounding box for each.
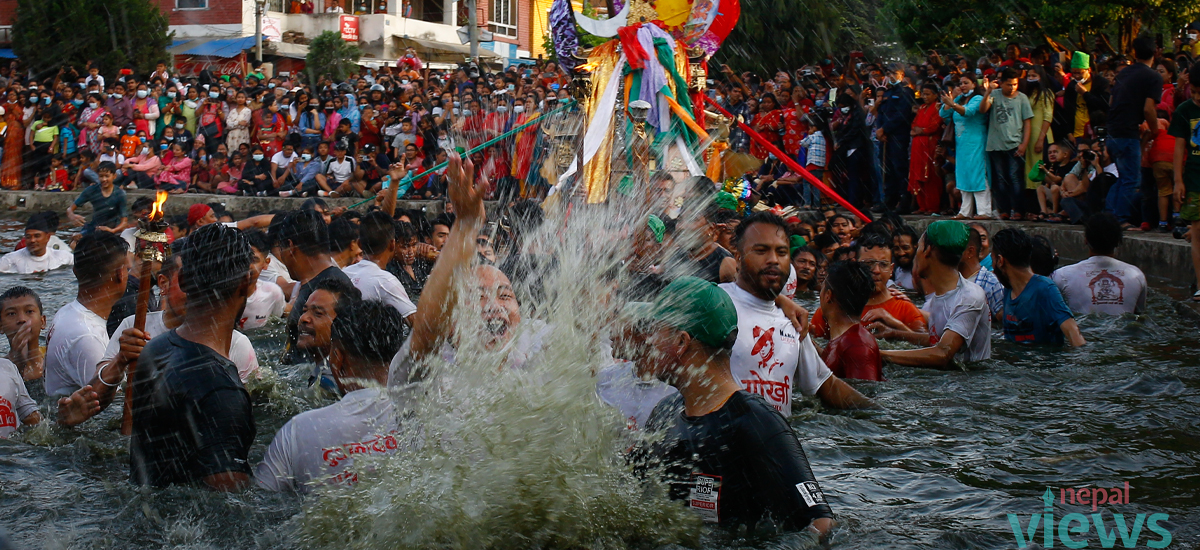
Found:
[1081,150,1095,161]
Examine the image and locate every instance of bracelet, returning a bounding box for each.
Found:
[96,361,123,388]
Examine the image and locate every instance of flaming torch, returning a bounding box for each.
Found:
[121,191,169,435]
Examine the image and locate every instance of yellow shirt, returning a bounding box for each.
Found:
[1074,80,1092,138]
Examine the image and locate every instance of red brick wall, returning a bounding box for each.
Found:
[158,0,244,27]
[516,0,528,52]
[0,0,18,26]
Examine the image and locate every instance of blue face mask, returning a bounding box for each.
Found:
[160,143,169,150]
[139,136,146,143]
[127,129,136,135]
[72,99,84,106]
[268,83,276,89]
[42,97,50,104]
[209,91,220,99]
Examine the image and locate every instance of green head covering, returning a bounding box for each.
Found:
[925,220,970,255]
[625,276,739,349]
[789,234,807,256]
[646,214,665,244]
[714,191,739,212]
[1070,52,1090,70]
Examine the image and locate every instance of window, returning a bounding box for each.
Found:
[267,0,284,12]
[176,0,208,9]
[488,0,516,38]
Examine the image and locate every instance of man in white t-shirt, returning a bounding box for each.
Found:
[722,212,876,412]
[0,357,40,437]
[258,300,411,492]
[321,142,364,197]
[44,232,129,398]
[0,212,74,274]
[342,211,417,321]
[57,251,261,425]
[271,143,300,190]
[1052,212,1146,315]
[240,230,288,330]
[877,221,992,367]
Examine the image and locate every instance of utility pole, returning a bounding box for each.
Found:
[255,0,265,65]
[466,0,478,64]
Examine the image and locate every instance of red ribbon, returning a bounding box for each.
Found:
[618,24,649,70]
[702,94,871,224]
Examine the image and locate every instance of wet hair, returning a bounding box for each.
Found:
[0,286,42,315]
[332,299,405,363]
[860,220,894,242]
[431,213,455,231]
[831,247,858,262]
[1084,212,1122,256]
[965,225,983,258]
[1030,236,1058,277]
[991,227,1032,268]
[312,273,362,303]
[157,251,183,282]
[301,197,328,212]
[894,224,918,244]
[732,211,788,253]
[813,231,839,251]
[179,223,252,307]
[329,216,359,254]
[824,260,874,316]
[271,209,329,256]
[73,231,128,287]
[130,196,154,214]
[244,229,271,256]
[827,213,853,229]
[358,210,395,256]
[856,232,891,252]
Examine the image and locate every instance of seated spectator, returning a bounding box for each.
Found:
[1060,141,1117,224]
[154,142,192,193]
[1036,141,1074,222]
[991,228,1086,346]
[817,260,883,381]
[117,141,163,189]
[1052,213,1147,315]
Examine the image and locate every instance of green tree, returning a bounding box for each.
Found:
[305,31,363,83]
[13,0,171,80]
[714,0,892,74]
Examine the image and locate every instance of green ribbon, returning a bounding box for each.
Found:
[349,100,578,209]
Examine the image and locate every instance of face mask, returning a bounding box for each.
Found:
[401,80,409,85]
[167,92,177,99]
[301,153,312,161]
[513,105,524,114]
[110,93,122,99]
[453,101,461,107]
[253,153,264,161]
[209,91,220,99]
[310,102,319,107]
[88,102,99,109]
[42,97,50,104]
[165,135,175,141]
[438,137,451,149]
[432,107,444,116]
[139,136,147,142]
[160,143,169,150]
[768,153,776,161]
[815,99,826,107]
[358,104,367,110]
[406,54,414,58]
[127,129,136,135]
[136,90,148,98]
[72,99,84,106]
[452,108,461,116]
[1027,77,1039,83]
[840,106,850,114]
[462,109,473,117]
[184,100,197,108]
[268,83,276,89]
[140,147,149,155]
[28,86,36,91]
[175,123,184,130]
[507,84,515,91]
[496,105,507,113]
[558,97,570,104]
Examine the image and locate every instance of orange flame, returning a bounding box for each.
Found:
[150,191,168,221]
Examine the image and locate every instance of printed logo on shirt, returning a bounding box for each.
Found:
[741,371,791,412]
[0,397,15,432]
[795,480,826,508]
[322,432,404,486]
[1088,270,1124,305]
[750,325,796,373]
[688,473,721,523]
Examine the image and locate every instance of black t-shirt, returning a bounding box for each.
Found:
[283,265,351,364]
[640,391,835,534]
[130,330,255,487]
[1107,63,1163,139]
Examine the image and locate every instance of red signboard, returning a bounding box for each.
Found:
[340,15,359,41]
[173,54,246,78]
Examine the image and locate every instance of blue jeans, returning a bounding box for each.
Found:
[1106,137,1142,223]
[988,149,1023,215]
[804,169,823,207]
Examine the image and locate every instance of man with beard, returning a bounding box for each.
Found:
[721,211,875,412]
[129,224,256,491]
[791,247,820,294]
[296,277,362,363]
[991,228,1085,346]
[891,224,919,291]
[877,221,992,368]
[811,233,925,339]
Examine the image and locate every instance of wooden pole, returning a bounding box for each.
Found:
[120,258,153,436]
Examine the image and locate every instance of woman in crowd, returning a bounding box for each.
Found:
[1023,65,1055,213]
[155,141,192,193]
[131,83,159,136]
[225,92,252,153]
[157,85,183,141]
[238,144,272,196]
[909,82,945,215]
[181,86,201,136]
[119,138,163,189]
[197,90,226,155]
[940,75,990,219]
[254,97,287,157]
[77,93,108,154]
[218,151,245,195]
[1,89,24,189]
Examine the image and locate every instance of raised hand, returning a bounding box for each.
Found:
[446,151,486,222]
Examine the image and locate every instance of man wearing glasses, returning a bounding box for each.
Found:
[810,232,927,340]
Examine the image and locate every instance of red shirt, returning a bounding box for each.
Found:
[819,324,883,381]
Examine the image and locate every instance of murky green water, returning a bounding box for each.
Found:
[1,218,1197,549]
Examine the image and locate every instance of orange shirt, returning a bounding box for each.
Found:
[811,297,926,338]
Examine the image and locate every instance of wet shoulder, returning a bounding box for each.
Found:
[145,332,242,395]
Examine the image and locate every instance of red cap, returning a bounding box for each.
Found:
[187,203,212,227]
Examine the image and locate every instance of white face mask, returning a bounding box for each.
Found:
[301,153,312,161]
[184,100,197,108]
[840,106,850,114]
[252,154,264,161]
[88,102,99,109]
[496,105,507,113]
[462,109,472,117]
[175,123,184,129]
[513,105,524,114]
[136,90,148,98]
[141,147,150,155]
[167,92,177,99]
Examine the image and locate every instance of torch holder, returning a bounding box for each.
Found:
[134,217,170,263]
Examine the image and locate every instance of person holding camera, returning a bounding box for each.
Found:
[1060,140,1117,223]
[1051,52,1109,145]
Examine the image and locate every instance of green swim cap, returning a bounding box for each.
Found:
[789,234,807,256]
[626,276,739,349]
[714,191,739,212]
[925,220,969,255]
[646,214,665,243]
